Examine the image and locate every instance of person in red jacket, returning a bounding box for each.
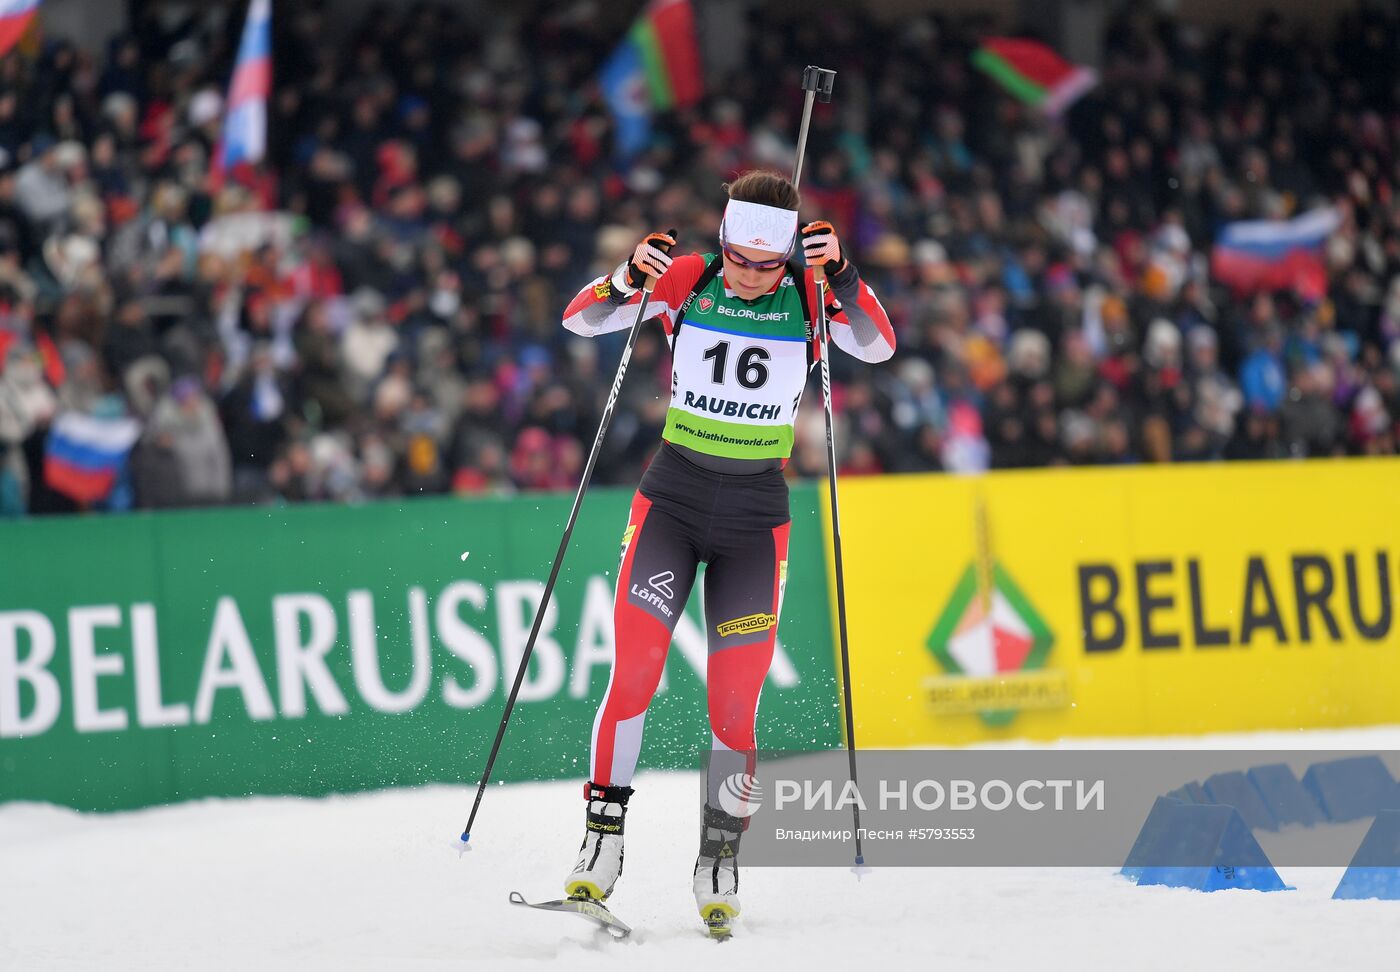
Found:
[559,170,894,934]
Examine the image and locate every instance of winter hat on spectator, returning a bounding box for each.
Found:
[868,234,911,268]
[52,141,86,172]
[1099,294,1130,344]
[510,426,553,480]
[1352,385,1389,439]
[1144,319,1182,368]
[426,175,462,214]
[947,401,983,439]
[897,358,938,395]
[594,226,636,270]
[188,88,223,129]
[71,190,106,236]
[101,93,138,127]
[1045,264,1076,294]
[964,334,1007,390]
[1320,330,1355,362]
[172,375,202,404]
[913,239,948,266]
[1008,329,1051,379]
[124,356,170,416]
[1140,261,1175,302]
[42,235,100,289]
[1061,411,1096,450]
[1187,325,1217,350]
[351,287,387,322]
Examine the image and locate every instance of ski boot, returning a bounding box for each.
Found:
[564,782,633,902]
[693,803,744,939]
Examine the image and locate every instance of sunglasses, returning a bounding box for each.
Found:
[720,242,789,271]
[718,217,793,271]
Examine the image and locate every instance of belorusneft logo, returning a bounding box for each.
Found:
[925,501,1066,725]
[926,559,1064,724]
[717,773,764,818]
[714,305,789,322]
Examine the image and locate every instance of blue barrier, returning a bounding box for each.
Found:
[1333,811,1400,900]
[1247,764,1324,828]
[1120,795,1183,881]
[1164,781,1209,805]
[1122,797,1289,892]
[1302,756,1398,823]
[1204,771,1277,831]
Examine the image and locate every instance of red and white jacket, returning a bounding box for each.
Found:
[562,253,896,363]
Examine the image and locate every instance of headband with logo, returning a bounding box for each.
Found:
[720,199,798,255]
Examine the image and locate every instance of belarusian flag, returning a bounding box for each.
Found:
[631,0,702,111]
[599,0,703,158]
[972,37,1097,116]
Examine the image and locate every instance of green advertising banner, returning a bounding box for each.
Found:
[0,486,840,811]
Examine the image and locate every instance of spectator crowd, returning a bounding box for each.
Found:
[1,0,1399,516]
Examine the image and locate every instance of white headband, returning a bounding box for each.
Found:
[720,199,798,254]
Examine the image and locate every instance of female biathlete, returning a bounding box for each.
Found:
[557,170,895,933]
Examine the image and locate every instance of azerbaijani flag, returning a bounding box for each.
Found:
[972,37,1097,116]
[43,412,142,505]
[219,0,271,170]
[1211,207,1340,302]
[0,0,39,58]
[600,0,703,158]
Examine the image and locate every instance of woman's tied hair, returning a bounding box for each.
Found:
[723,170,800,211]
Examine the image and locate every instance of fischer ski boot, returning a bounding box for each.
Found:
[564,782,633,902]
[693,803,744,939]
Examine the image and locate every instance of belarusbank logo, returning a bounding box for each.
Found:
[924,500,1068,725]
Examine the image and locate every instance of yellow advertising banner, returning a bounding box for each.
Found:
[826,458,1400,746]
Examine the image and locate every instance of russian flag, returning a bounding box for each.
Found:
[0,0,38,59]
[220,0,271,170]
[44,412,142,505]
[1211,207,1341,302]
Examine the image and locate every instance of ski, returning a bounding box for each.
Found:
[508,891,632,939]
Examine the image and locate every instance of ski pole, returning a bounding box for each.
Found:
[793,65,863,866]
[461,231,676,843]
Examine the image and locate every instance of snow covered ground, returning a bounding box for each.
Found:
[5,727,1400,971]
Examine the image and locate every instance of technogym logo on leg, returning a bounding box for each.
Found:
[716,613,776,638]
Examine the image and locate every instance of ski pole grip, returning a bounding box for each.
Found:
[644,227,679,293]
[813,264,826,284]
[802,66,837,103]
